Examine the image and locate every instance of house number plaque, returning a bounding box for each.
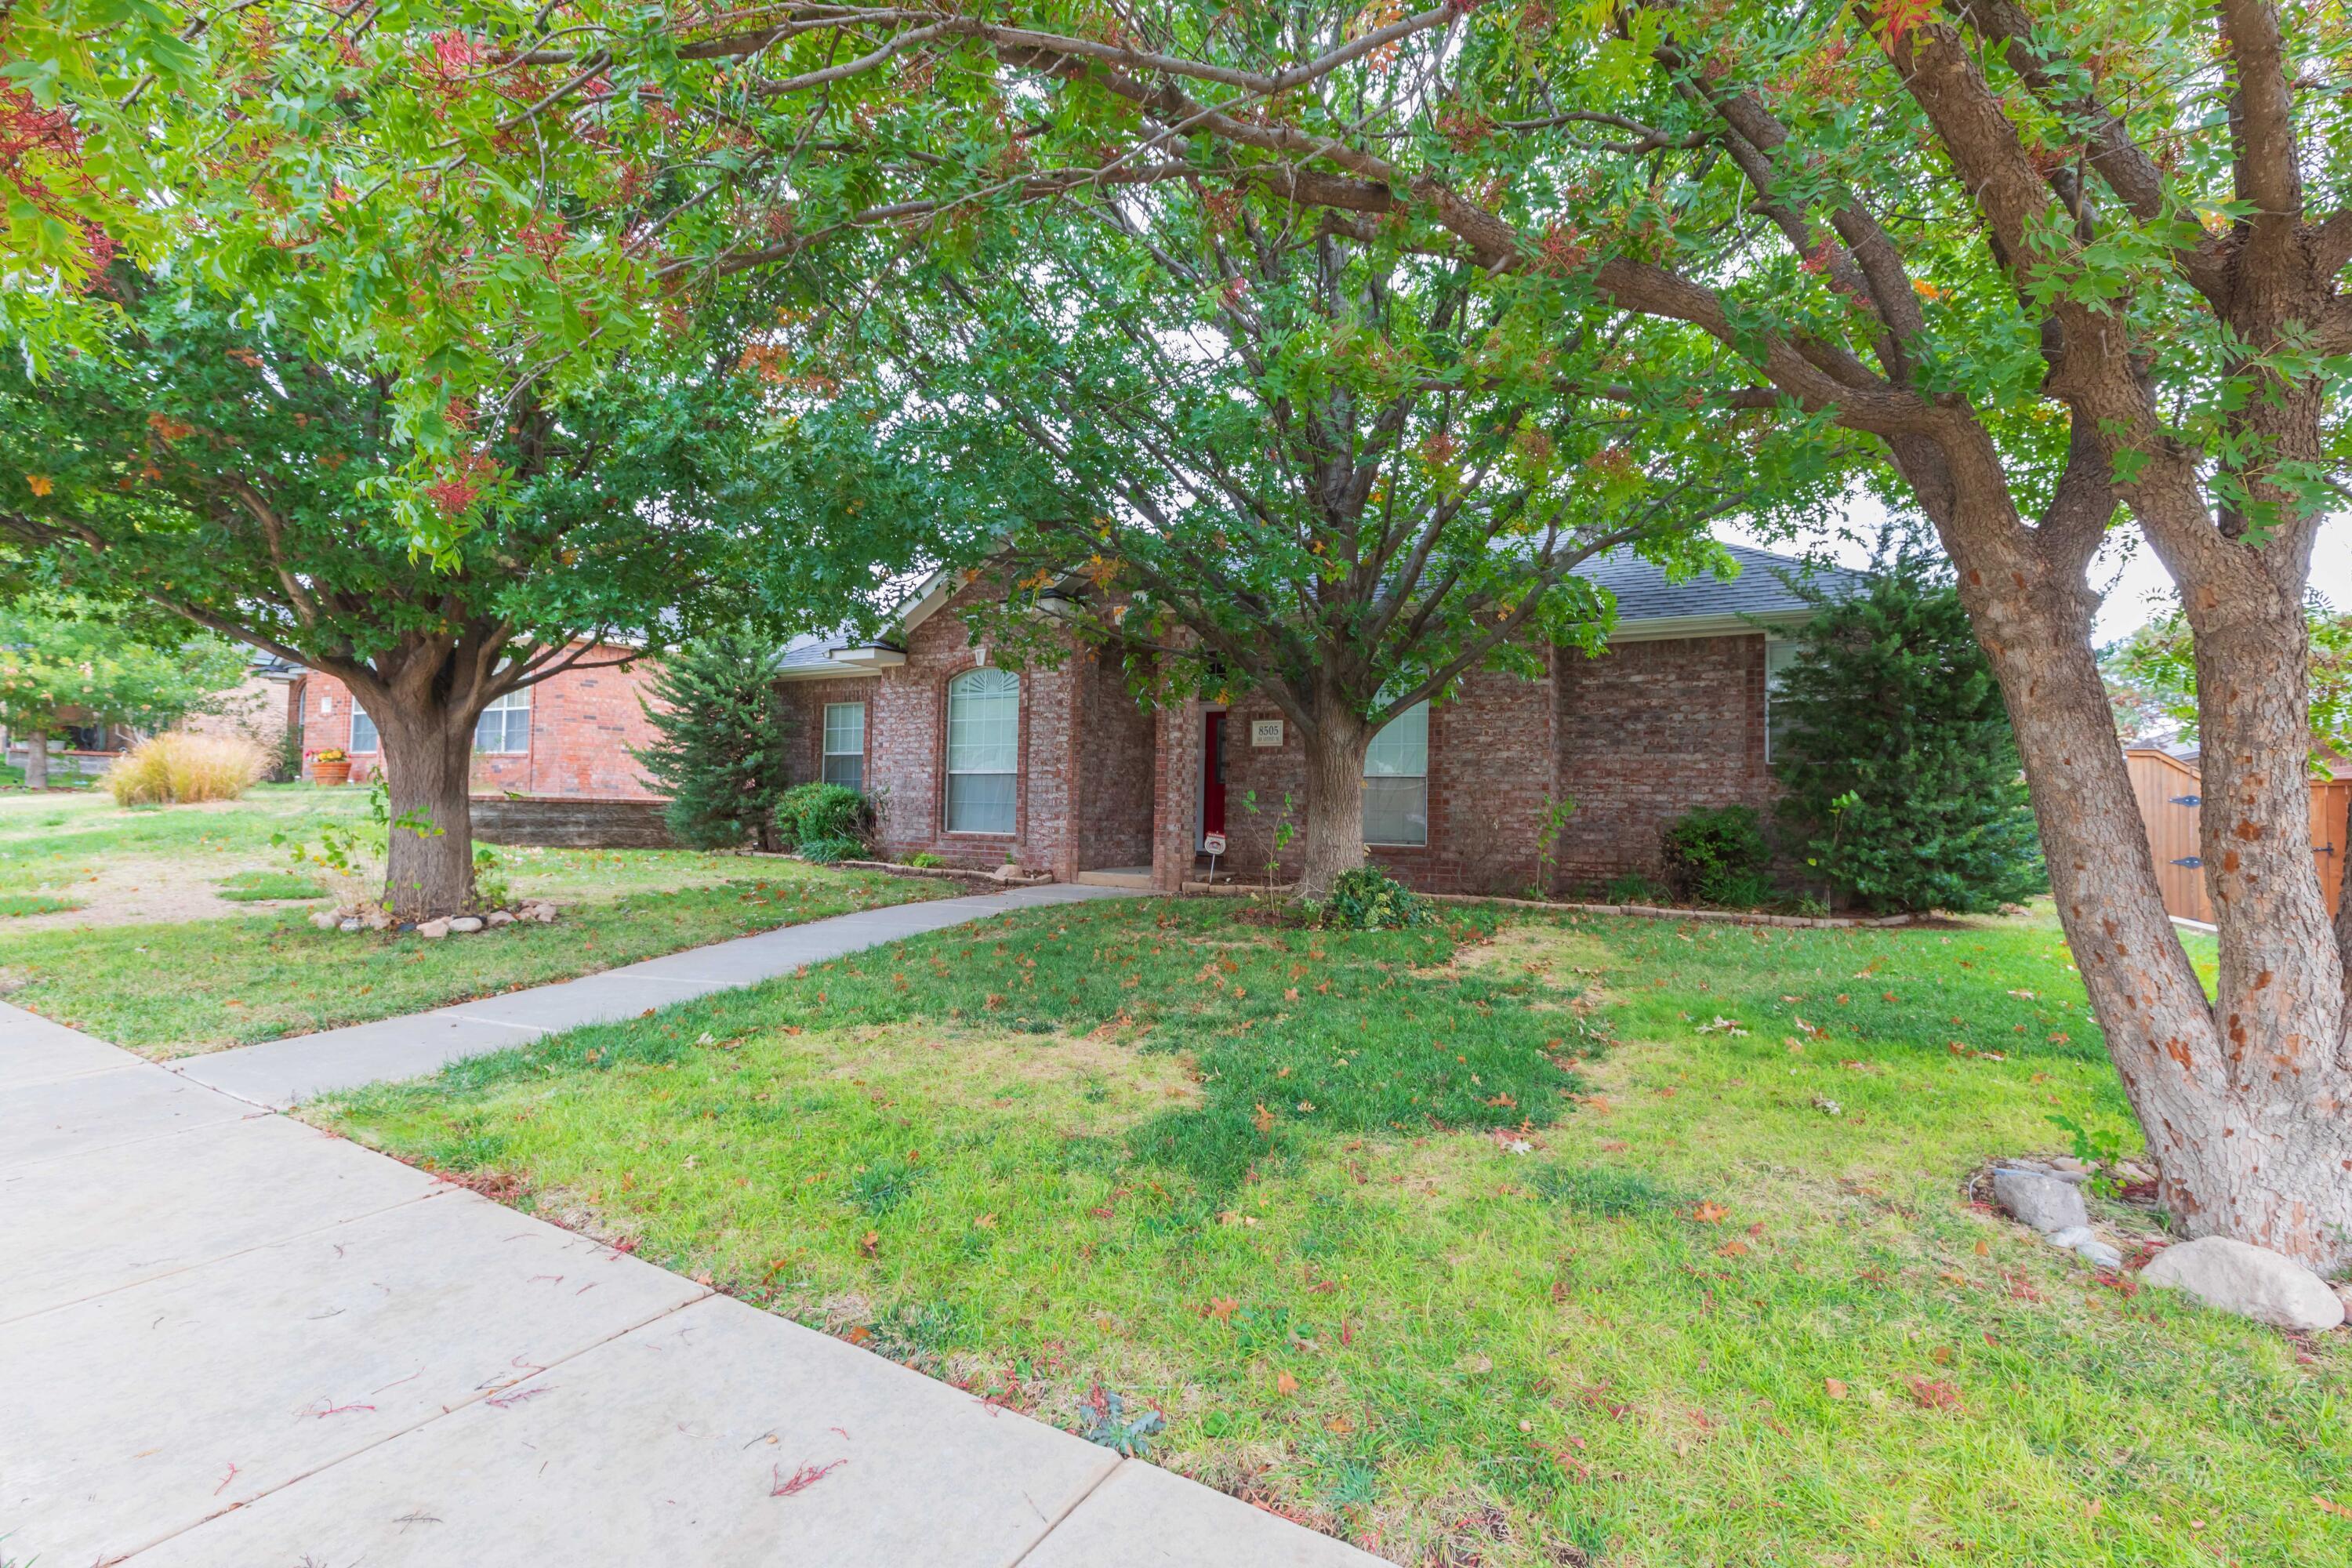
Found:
[1250,720,1284,748]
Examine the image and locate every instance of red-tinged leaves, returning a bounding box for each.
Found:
[1823,1377,1848,1401]
[771,1458,846,1497]
[857,1229,879,1258]
[1904,1376,1962,1412]
[1689,1201,1729,1223]
[1274,1370,1299,1397]
[1205,1297,1239,1321]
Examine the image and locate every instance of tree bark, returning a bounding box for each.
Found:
[21,729,47,791]
[369,696,482,924]
[1296,684,1372,898]
[1936,489,2352,1270]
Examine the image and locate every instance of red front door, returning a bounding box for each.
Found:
[1202,712,1226,839]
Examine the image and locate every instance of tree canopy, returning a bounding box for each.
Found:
[795,179,1847,885]
[0,593,249,763]
[0,270,887,913]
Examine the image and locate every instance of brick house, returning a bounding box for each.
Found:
[774,544,1863,895]
[292,649,663,800]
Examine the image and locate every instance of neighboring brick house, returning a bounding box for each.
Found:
[774,545,1863,895]
[292,648,662,800]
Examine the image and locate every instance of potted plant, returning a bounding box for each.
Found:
[307,746,351,786]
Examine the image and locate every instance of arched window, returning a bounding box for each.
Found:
[1363,700,1428,846]
[946,667,1020,833]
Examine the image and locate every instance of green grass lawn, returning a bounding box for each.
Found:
[0,786,950,1056]
[0,782,369,902]
[216,869,330,902]
[0,892,82,917]
[311,898,2342,1567]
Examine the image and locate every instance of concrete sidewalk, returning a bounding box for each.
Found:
[179,880,1128,1108]
[1,887,1379,1566]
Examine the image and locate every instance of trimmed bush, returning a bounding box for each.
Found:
[777,782,872,851]
[105,732,265,806]
[1658,804,1771,905]
[1313,866,1431,931]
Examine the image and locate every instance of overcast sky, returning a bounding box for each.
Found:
[1726,503,2352,646]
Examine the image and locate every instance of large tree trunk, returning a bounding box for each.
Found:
[371,699,480,924]
[21,729,47,791]
[1296,683,1372,899]
[1937,485,2352,1270]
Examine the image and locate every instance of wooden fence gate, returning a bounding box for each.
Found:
[2124,747,2348,924]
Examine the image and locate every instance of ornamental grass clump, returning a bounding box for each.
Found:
[105,732,265,806]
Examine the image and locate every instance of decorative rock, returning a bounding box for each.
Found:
[2074,1239,2124,1270]
[485,909,516,927]
[2140,1237,2347,1330]
[448,915,485,934]
[308,909,340,931]
[362,906,394,931]
[1992,1167,2089,1234]
[337,917,364,934]
[526,902,557,924]
[417,917,452,940]
[2045,1225,2124,1269]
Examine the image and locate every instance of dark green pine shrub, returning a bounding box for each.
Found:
[1771,555,2045,913]
[629,626,793,851]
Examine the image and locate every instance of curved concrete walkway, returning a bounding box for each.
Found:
[0,883,1379,1567]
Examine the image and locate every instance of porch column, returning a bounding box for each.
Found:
[1150,697,1203,893]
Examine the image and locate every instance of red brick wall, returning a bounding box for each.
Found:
[775,607,1774,894]
[778,585,1083,875]
[296,649,663,799]
[1076,656,1157,871]
[1200,667,1559,895]
[1551,633,1772,890]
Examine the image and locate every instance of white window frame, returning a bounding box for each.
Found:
[944,667,1020,835]
[1363,700,1429,848]
[348,699,379,753]
[1764,638,1801,764]
[822,702,866,790]
[474,687,531,754]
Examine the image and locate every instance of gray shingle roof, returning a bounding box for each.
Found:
[1580,542,1869,626]
[777,541,1866,669]
[777,633,857,671]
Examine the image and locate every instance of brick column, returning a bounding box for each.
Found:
[1151,698,1203,893]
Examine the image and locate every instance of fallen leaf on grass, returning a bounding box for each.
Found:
[1324,1415,1354,1436]
[1689,1201,1729,1223]
[1275,1370,1299,1397]
[1903,1377,1962,1411]
[1252,1103,1276,1134]
[857,1230,879,1258]
[2316,1496,2352,1519]
[1823,1378,1848,1401]
[1206,1298,1239,1321]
